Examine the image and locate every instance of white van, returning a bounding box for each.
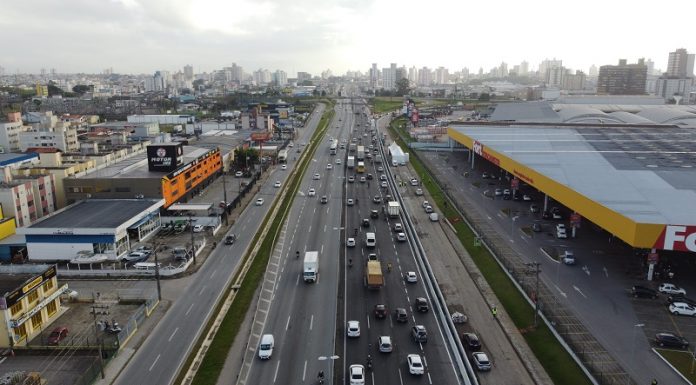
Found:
[134,262,160,271]
[258,334,274,359]
[366,232,376,248]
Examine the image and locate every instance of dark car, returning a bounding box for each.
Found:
[411,325,428,343]
[362,218,370,228]
[47,326,68,345]
[462,333,482,351]
[394,308,408,323]
[225,234,236,245]
[374,304,388,319]
[531,223,542,232]
[367,173,373,180]
[320,195,328,204]
[632,285,658,299]
[541,210,551,219]
[666,294,696,307]
[370,210,379,219]
[415,297,429,313]
[655,332,689,349]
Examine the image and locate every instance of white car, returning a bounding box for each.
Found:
[336,158,342,165]
[669,302,696,316]
[348,176,355,183]
[192,224,204,233]
[407,354,424,375]
[397,232,407,242]
[281,164,287,170]
[255,198,264,206]
[308,188,316,197]
[394,223,403,232]
[274,181,281,188]
[377,166,384,172]
[381,181,388,188]
[349,364,365,385]
[327,163,333,170]
[415,188,423,196]
[360,177,366,183]
[313,173,321,180]
[410,178,419,186]
[405,271,418,283]
[347,237,356,247]
[380,175,387,181]
[235,171,243,177]
[522,194,532,201]
[347,198,354,206]
[347,320,360,337]
[472,352,492,371]
[659,283,687,296]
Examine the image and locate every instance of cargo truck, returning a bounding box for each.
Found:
[357,146,365,160]
[375,154,382,163]
[387,201,400,217]
[365,260,384,289]
[347,156,355,168]
[303,251,319,283]
[349,143,357,152]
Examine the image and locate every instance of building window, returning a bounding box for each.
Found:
[43,279,54,294]
[10,302,22,317]
[30,312,42,329]
[27,290,39,305]
[14,324,27,341]
[46,300,57,317]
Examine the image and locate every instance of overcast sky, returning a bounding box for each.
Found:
[2,0,694,76]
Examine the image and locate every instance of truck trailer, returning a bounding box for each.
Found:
[347,156,355,168]
[387,201,400,217]
[303,251,319,283]
[356,146,365,160]
[365,260,384,289]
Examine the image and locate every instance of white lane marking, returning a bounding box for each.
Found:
[427,372,433,384]
[397,368,403,385]
[273,360,281,383]
[286,315,291,331]
[321,244,324,254]
[573,285,587,298]
[209,270,216,279]
[366,313,371,329]
[303,360,308,381]
[148,354,161,371]
[603,266,609,278]
[310,314,314,331]
[168,327,179,342]
[554,284,567,298]
[199,286,207,296]
[185,303,194,316]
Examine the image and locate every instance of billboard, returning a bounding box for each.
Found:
[653,225,696,252]
[147,143,183,172]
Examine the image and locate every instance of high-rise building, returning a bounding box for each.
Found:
[382,63,397,90]
[498,62,508,77]
[297,72,312,83]
[597,59,647,95]
[253,69,272,85]
[588,64,598,78]
[539,59,562,81]
[184,65,194,81]
[562,71,586,91]
[369,64,379,89]
[408,67,417,84]
[273,70,288,86]
[519,61,529,76]
[418,67,432,86]
[435,67,449,85]
[666,48,695,78]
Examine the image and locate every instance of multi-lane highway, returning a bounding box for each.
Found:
[113,105,326,385]
[242,99,460,385]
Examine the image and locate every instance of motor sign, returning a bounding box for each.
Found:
[654,225,696,252]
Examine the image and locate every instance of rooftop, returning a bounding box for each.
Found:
[28,199,161,229]
[0,274,39,296]
[450,124,696,226]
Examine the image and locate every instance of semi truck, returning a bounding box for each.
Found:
[356,146,365,160]
[303,251,319,283]
[365,260,384,289]
[347,156,355,168]
[387,201,400,217]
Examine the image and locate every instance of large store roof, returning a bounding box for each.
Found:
[450,124,696,226]
[28,199,163,229]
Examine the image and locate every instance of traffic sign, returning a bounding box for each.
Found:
[511,177,519,189]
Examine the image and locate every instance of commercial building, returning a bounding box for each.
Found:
[597,59,647,95]
[0,265,70,348]
[666,48,695,78]
[17,199,164,262]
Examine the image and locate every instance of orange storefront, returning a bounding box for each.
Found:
[161,149,222,207]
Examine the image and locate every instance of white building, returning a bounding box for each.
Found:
[19,125,79,152]
[655,78,694,102]
[0,112,26,152]
[382,63,397,90]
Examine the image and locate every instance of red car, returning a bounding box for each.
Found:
[48,326,68,345]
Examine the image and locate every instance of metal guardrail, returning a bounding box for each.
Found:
[377,120,476,385]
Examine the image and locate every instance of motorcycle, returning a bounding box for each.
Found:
[349,259,353,268]
[367,355,373,370]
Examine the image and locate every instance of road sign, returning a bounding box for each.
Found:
[570,213,581,227]
[647,249,659,264]
[511,177,519,189]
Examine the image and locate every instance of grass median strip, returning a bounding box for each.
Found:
[386,119,592,385]
[187,101,335,385]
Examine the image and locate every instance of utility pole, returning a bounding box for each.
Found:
[153,244,162,301]
[525,262,541,327]
[189,216,196,265]
[221,168,229,225]
[90,304,108,379]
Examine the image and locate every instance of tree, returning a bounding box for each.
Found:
[395,78,411,96]
[72,84,92,95]
[47,84,64,97]
[192,79,205,90]
[478,93,490,101]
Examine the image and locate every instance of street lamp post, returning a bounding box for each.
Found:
[525,262,541,327]
[511,214,519,240]
[189,216,196,265]
[221,168,229,225]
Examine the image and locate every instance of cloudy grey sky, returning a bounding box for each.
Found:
[2,0,694,76]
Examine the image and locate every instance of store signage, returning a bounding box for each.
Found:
[5,266,57,308]
[147,144,183,172]
[654,225,696,252]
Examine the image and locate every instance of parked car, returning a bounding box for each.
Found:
[411,325,428,343]
[347,320,360,337]
[462,333,482,351]
[659,283,686,296]
[669,302,696,316]
[494,188,503,196]
[666,294,696,307]
[122,251,148,262]
[530,204,540,213]
[192,224,204,232]
[235,171,243,177]
[407,354,424,375]
[472,352,492,371]
[47,326,68,345]
[522,194,533,201]
[655,332,689,349]
[632,285,658,299]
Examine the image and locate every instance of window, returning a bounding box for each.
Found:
[30,313,42,329]
[10,302,22,317]
[46,300,57,317]
[27,290,39,305]
[43,279,54,293]
[13,323,27,341]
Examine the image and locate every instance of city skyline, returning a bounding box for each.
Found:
[1,0,695,76]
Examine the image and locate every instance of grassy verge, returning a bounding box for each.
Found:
[655,349,696,382]
[187,102,335,385]
[386,123,592,385]
[369,97,404,113]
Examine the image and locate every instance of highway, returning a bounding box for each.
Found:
[113,105,326,385]
[243,99,460,385]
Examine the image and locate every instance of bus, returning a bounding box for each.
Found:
[357,161,365,173]
[329,139,338,155]
[278,149,288,163]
